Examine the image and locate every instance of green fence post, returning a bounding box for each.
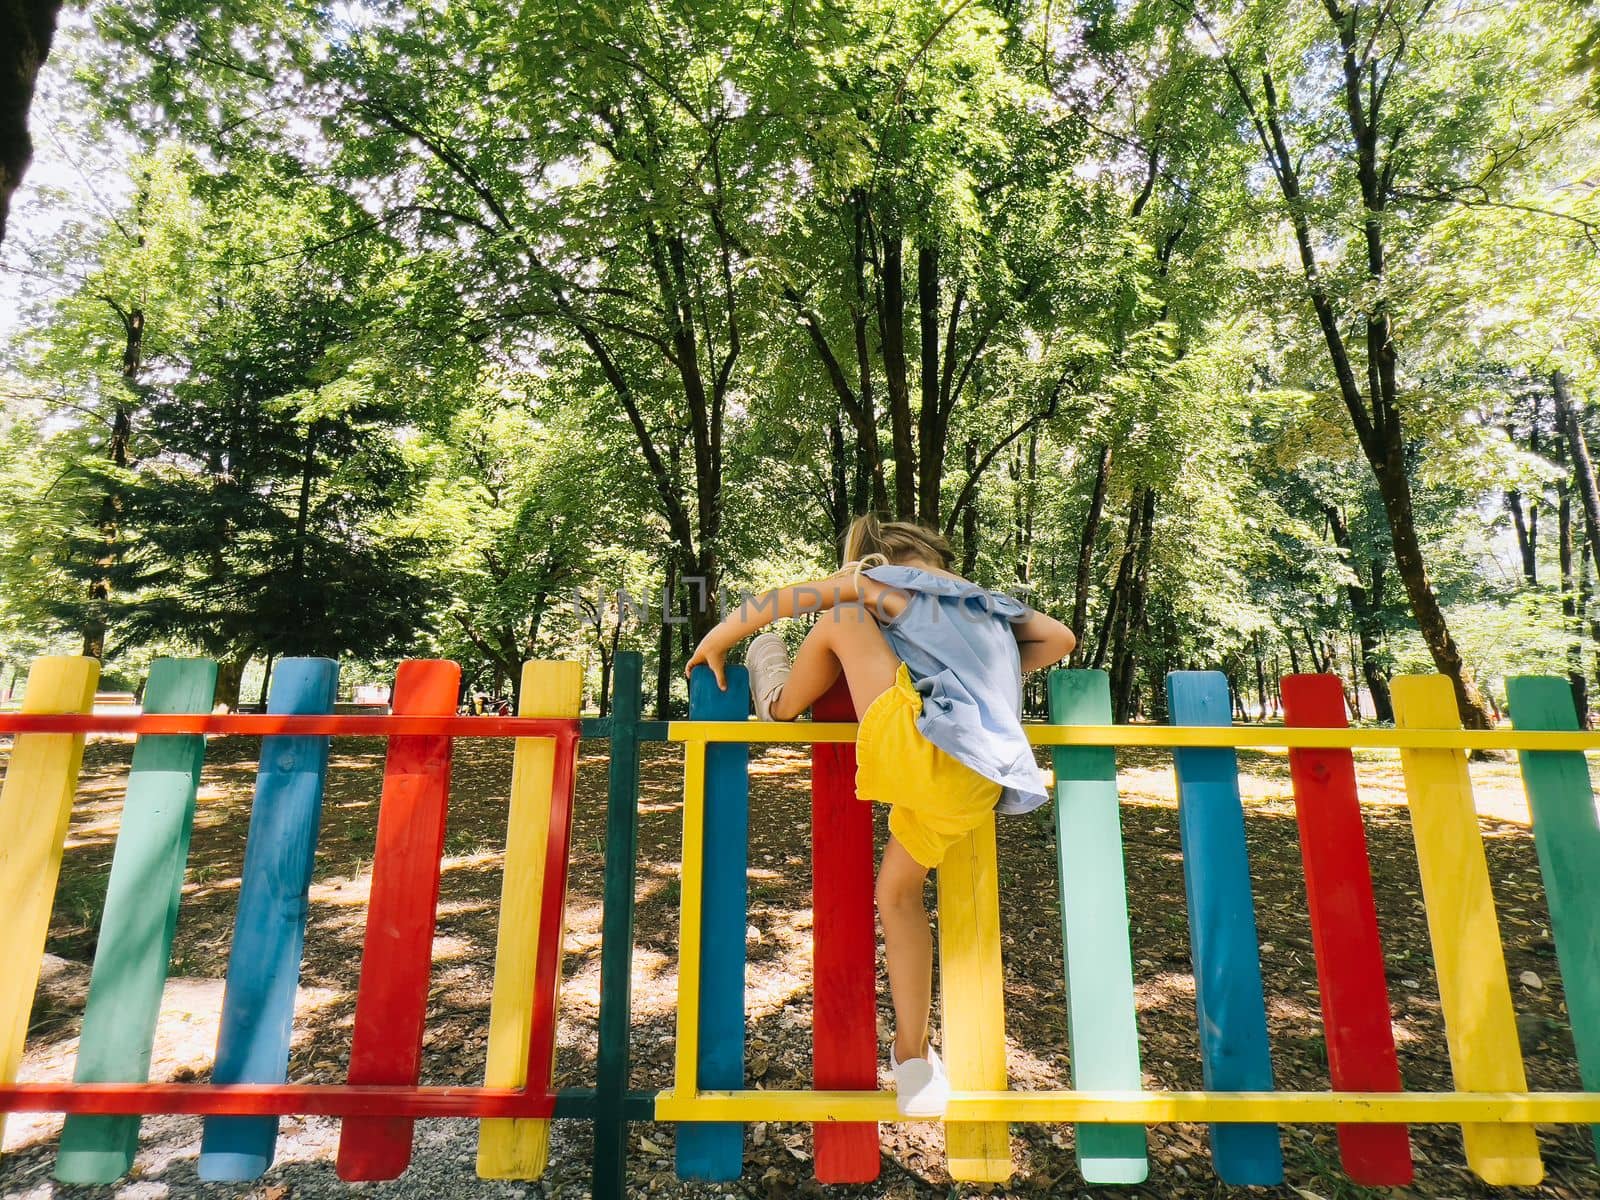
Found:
[592,650,643,1200]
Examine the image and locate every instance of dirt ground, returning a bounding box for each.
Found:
[2,731,1598,1199]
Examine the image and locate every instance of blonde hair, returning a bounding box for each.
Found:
[840,513,953,572]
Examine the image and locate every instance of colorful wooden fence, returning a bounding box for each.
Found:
[2,652,1600,1197]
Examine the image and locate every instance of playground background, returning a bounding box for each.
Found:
[1,731,1594,1199]
[4,1,1600,1194]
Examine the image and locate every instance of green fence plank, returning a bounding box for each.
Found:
[593,651,643,1200]
[54,658,218,1184]
[1047,670,1149,1184]
[1507,676,1600,1159]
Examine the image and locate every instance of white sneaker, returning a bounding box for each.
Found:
[745,633,792,721]
[889,1042,950,1118]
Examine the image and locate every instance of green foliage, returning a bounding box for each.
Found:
[2,0,1598,718]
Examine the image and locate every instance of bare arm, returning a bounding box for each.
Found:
[685,569,862,688]
[1012,608,1076,673]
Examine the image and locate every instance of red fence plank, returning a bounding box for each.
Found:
[527,726,582,1102]
[2,1082,553,1118]
[1282,675,1413,1186]
[810,678,880,1182]
[336,660,461,1181]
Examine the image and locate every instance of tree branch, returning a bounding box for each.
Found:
[942,373,1067,538]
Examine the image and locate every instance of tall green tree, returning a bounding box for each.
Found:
[1158,0,1594,724]
[15,154,440,703]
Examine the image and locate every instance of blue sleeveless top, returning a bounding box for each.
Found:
[863,564,1051,815]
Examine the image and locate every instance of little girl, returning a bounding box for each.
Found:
[685,514,1076,1116]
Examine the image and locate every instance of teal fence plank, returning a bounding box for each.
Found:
[54,658,218,1184]
[1048,670,1149,1184]
[676,666,750,1182]
[1507,675,1600,1159]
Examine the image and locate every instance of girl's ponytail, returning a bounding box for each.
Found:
[840,512,954,570]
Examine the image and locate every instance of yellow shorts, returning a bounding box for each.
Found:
[855,663,1003,869]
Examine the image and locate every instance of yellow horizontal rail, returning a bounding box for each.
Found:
[666,721,1600,752]
[654,1088,1600,1124]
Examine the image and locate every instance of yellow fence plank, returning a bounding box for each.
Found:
[1391,675,1542,1187]
[652,1088,1600,1125]
[670,740,707,1101]
[937,815,1011,1182]
[477,661,582,1180]
[667,720,1600,751]
[0,656,100,1152]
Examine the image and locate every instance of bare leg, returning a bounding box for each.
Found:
[768,604,899,720]
[877,835,933,1064]
[765,608,933,1061]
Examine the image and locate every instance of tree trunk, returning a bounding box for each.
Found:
[1300,625,1325,674]
[655,230,728,649]
[1507,490,1537,584]
[1228,667,1246,720]
[1013,430,1039,585]
[215,648,252,712]
[1558,477,1589,726]
[849,192,886,514]
[851,425,873,520]
[82,400,131,659]
[827,417,849,547]
[1586,541,1600,718]
[959,438,979,576]
[0,0,61,244]
[1324,505,1394,721]
[656,551,677,720]
[1343,632,1363,720]
[1553,371,1600,572]
[686,544,720,645]
[917,239,942,523]
[1069,444,1112,666]
[1253,632,1268,722]
[292,421,317,579]
[1110,489,1154,723]
[1092,494,1144,672]
[257,654,275,708]
[879,231,916,519]
[603,614,622,717]
[1579,535,1595,729]
[1370,441,1488,726]
[1248,55,1491,728]
[82,305,143,659]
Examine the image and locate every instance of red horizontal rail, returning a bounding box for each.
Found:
[0,715,582,738]
[0,1082,556,1118]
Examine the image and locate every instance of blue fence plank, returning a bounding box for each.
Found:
[676,666,750,1181]
[1167,671,1283,1186]
[198,658,339,1182]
